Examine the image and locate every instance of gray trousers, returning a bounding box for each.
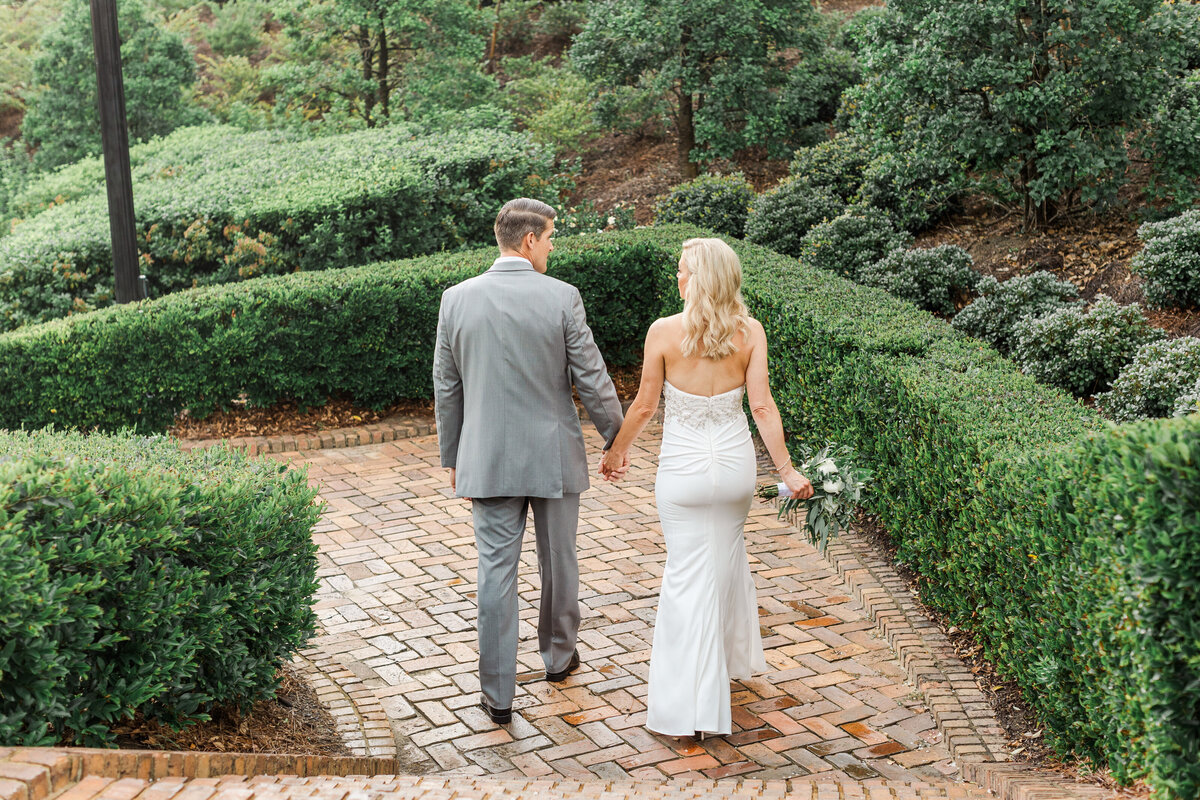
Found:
[472,493,581,709]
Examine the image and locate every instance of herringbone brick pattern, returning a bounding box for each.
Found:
[286,423,970,784]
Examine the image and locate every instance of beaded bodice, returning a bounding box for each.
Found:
[662,381,746,430]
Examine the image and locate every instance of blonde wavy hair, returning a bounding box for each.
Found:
[679,238,750,360]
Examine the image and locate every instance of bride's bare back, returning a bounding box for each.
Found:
[655,313,752,397]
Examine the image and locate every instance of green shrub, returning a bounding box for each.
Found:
[1098,337,1200,422]
[0,140,32,224]
[951,272,1082,354]
[653,173,755,238]
[745,178,845,257]
[858,245,978,316]
[797,204,910,281]
[788,134,871,202]
[21,0,202,171]
[778,43,861,149]
[0,124,559,331]
[501,56,602,154]
[1011,296,1166,397]
[1025,416,1200,797]
[856,146,962,233]
[0,231,680,433]
[1143,72,1200,213]
[0,429,320,745]
[206,0,267,58]
[1175,378,1200,417]
[845,0,1170,228]
[1131,209,1200,309]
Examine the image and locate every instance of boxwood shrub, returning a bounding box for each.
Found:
[1097,336,1200,422]
[1011,296,1166,398]
[652,173,754,238]
[0,231,679,432]
[797,204,911,281]
[951,272,1082,354]
[1130,208,1200,310]
[788,135,871,203]
[0,124,559,331]
[858,244,978,316]
[0,428,320,746]
[1174,378,1200,417]
[745,178,846,258]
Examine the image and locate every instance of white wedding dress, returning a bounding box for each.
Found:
[646,380,767,736]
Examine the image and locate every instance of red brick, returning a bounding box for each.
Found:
[658,755,720,775]
[51,777,115,800]
[867,741,907,757]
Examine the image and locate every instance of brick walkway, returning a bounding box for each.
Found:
[0,419,1124,800]
[271,420,1116,798]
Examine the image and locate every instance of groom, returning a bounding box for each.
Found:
[433,198,625,725]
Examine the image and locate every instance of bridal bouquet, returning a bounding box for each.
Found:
[756,442,871,549]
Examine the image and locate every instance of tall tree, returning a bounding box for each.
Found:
[21,0,199,170]
[270,0,493,127]
[571,0,818,179]
[846,0,1172,229]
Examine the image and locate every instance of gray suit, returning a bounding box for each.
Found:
[433,256,622,708]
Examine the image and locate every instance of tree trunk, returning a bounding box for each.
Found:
[1020,157,1051,231]
[676,90,698,180]
[377,21,389,120]
[356,26,375,127]
[487,1,500,73]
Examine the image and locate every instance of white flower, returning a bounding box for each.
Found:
[814,458,837,476]
[822,479,844,494]
[607,215,616,226]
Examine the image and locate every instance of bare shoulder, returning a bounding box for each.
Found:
[649,314,683,336]
[745,316,767,345]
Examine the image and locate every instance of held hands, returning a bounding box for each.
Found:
[448,468,471,501]
[779,464,814,500]
[599,448,630,482]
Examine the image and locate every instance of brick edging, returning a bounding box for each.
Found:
[787,508,1121,800]
[0,746,402,800]
[291,651,397,759]
[177,415,435,456]
[176,400,637,456]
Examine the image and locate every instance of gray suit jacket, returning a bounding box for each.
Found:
[433,256,623,499]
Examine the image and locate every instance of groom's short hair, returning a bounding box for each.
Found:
[495,198,556,251]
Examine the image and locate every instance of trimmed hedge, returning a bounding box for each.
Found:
[0,124,559,331]
[0,232,678,432]
[731,235,1198,799]
[0,429,320,745]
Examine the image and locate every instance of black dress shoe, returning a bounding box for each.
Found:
[479,698,512,725]
[545,649,581,682]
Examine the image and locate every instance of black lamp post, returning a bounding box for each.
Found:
[89,0,142,303]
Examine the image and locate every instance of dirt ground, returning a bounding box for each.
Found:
[110,663,350,756]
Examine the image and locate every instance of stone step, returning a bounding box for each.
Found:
[0,747,1120,800]
[50,774,999,800]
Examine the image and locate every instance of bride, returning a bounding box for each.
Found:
[599,237,813,737]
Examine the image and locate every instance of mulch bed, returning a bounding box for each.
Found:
[110,663,350,756]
